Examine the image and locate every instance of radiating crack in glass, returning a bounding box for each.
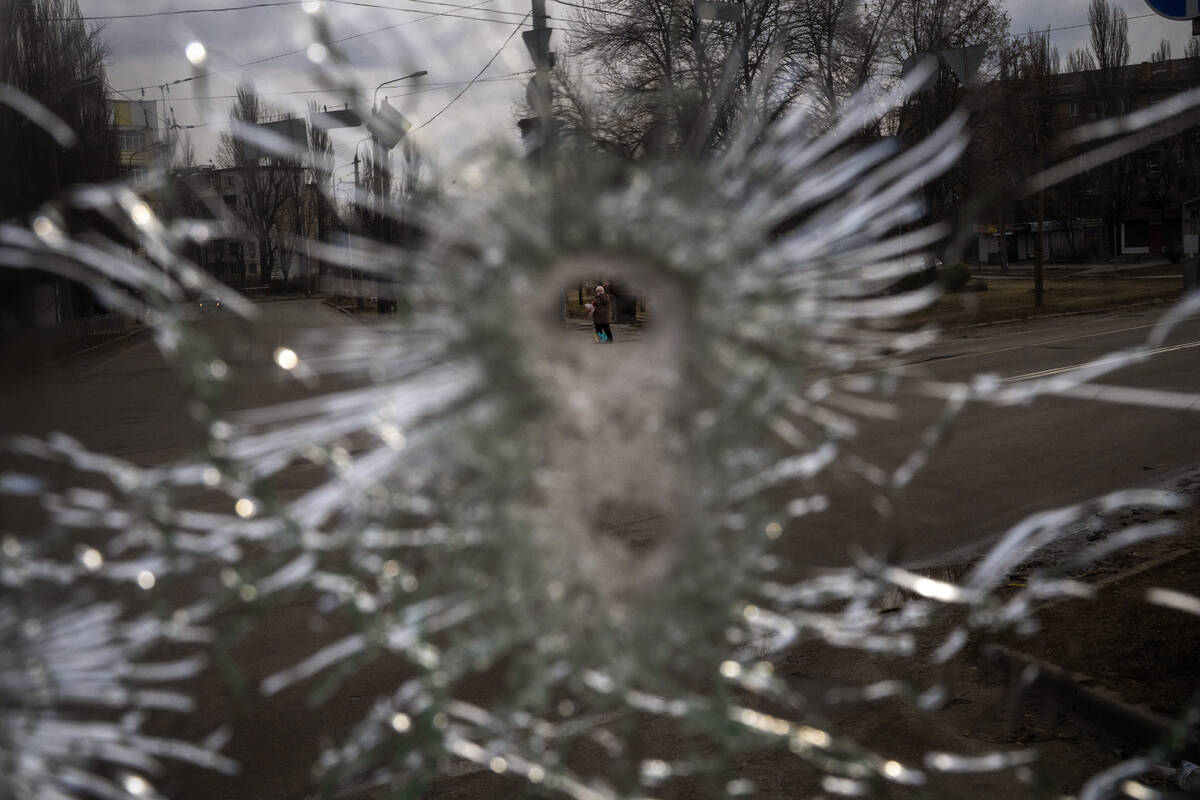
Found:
[3,7,1200,800]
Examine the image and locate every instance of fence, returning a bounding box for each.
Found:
[0,313,132,375]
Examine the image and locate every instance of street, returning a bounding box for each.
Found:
[4,298,1199,569]
[792,308,1200,567]
[2,298,1199,799]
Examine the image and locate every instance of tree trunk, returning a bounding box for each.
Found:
[1034,188,1045,307]
[999,204,1009,273]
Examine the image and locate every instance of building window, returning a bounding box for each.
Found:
[223,194,237,207]
[1068,102,1080,118]
[1123,220,1149,253]
[117,129,146,152]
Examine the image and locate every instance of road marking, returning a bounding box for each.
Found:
[919,313,1200,368]
[1001,339,1200,383]
[1050,382,1200,411]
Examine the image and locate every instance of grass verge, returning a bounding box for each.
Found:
[893,277,1185,329]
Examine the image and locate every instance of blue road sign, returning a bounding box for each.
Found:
[1145,0,1199,20]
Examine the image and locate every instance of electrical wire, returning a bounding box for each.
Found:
[114,0,574,95]
[551,0,640,21]
[64,0,528,22]
[116,0,489,93]
[103,78,193,132]
[332,0,528,19]
[550,1,1165,35]
[413,10,529,131]
[1007,12,1160,41]
[105,1,1172,133]
[155,70,535,102]
[70,0,577,31]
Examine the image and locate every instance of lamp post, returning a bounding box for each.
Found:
[372,70,428,111]
[369,69,426,217]
[125,139,167,185]
[367,70,425,312]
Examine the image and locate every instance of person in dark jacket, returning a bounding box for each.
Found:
[592,284,613,342]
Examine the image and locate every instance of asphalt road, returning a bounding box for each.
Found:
[3,298,1199,568]
[788,307,1200,568]
[3,299,1199,798]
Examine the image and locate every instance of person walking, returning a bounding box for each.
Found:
[592,284,613,343]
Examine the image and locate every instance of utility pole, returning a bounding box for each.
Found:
[353,150,361,304]
[1034,82,1045,307]
[520,0,556,157]
[372,131,386,309]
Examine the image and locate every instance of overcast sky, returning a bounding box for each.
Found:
[84,0,1200,179]
[85,0,544,185]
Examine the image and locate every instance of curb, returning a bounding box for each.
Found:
[980,642,1200,761]
[972,546,1200,759]
[957,298,1176,331]
[322,299,367,324]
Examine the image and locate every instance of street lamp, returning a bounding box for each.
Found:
[126,139,167,169]
[365,70,424,312]
[373,70,428,110]
[125,139,168,184]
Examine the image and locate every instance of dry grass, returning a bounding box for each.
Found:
[893,277,1185,329]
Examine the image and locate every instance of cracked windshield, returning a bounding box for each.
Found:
[4,0,1200,798]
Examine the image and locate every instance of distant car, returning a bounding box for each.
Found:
[197,292,222,311]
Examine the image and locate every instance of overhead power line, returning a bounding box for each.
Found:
[65,0,530,22]
[414,10,529,132]
[1008,12,1159,41]
[550,0,640,20]
[113,0,574,96]
[103,78,193,132]
[156,70,535,102]
[107,1,1169,119]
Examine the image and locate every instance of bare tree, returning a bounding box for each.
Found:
[1187,37,1200,59]
[1151,39,1172,63]
[809,0,904,128]
[563,0,819,158]
[1084,0,1132,261]
[890,0,1012,125]
[966,28,1054,277]
[216,84,299,285]
[305,101,335,292]
[891,0,1011,222]
[1088,0,1130,74]
[171,129,197,169]
[0,0,115,221]
[891,0,1009,61]
[1065,46,1096,73]
[1020,27,1059,306]
[1019,26,1058,79]
[0,0,116,326]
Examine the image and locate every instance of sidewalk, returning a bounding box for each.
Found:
[875,471,1200,796]
[974,258,1182,279]
[733,469,1200,799]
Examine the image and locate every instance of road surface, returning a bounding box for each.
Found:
[3,297,1198,565]
[2,298,1199,798]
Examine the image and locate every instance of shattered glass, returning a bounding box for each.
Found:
[3,3,1200,800]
